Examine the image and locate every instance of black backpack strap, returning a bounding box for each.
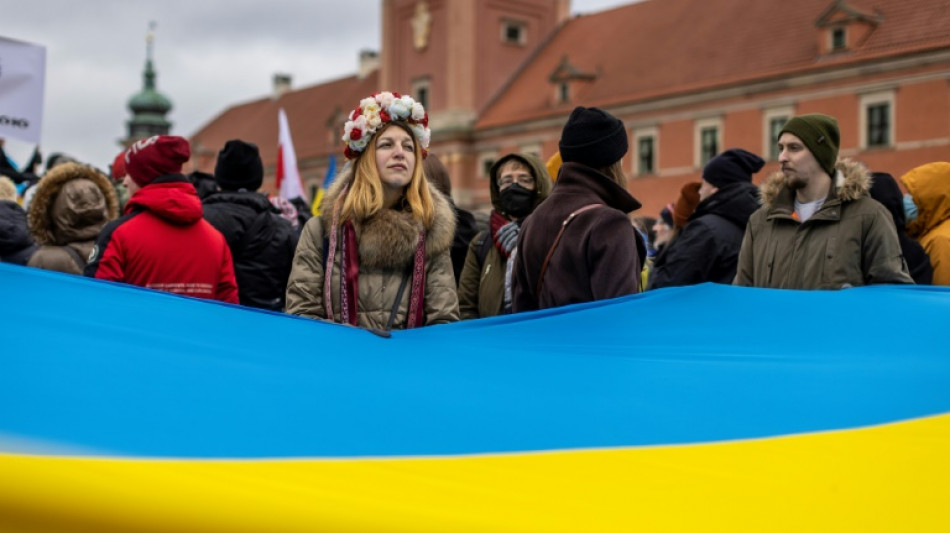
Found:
[386,267,413,331]
[63,245,87,272]
[475,231,493,268]
[370,265,413,338]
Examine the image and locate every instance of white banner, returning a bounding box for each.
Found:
[0,36,46,144]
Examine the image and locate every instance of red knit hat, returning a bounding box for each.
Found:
[111,151,127,181]
[124,136,191,187]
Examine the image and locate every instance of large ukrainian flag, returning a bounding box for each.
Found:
[1,263,948,532]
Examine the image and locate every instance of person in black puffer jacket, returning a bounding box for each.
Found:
[203,140,299,311]
[0,176,38,265]
[869,171,933,285]
[423,153,479,286]
[649,149,763,289]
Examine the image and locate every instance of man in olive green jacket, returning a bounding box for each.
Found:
[458,153,551,319]
[735,114,912,289]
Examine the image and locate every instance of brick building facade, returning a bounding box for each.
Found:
[190,0,950,216]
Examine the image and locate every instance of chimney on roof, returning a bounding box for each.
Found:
[272,73,292,99]
[358,50,379,80]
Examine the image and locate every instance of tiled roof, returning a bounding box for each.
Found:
[189,72,379,171]
[476,0,950,129]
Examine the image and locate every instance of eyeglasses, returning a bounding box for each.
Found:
[498,174,535,188]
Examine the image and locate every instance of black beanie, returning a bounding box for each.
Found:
[779,114,840,177]
[659,205,674,227]
[558,107,628,169]
[703,148,765,188]
[215,140,263,191]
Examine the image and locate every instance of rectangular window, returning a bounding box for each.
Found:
[412,78,431,111]
[558,82,570,103]
[483,158,495,178]
[832,27,846,51]
[769,117,787,160]
[416,86,429,110]
[502,20,526,45]
[700,127,718,165]
[867,103,890,147]
[637,136,655,175]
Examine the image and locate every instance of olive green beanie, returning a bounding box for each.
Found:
[779,114,840,176]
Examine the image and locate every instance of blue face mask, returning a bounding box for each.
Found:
[903,194,918,225]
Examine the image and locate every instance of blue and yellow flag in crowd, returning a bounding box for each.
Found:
[311,154,337,217]
[1,263,949,532]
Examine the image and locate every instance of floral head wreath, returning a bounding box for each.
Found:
[342,91,431,160]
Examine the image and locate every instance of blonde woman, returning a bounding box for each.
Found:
[286,92,458,330]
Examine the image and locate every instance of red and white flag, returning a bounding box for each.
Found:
[276,108,307,201]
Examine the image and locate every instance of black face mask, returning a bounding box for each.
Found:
[499,184,537,218]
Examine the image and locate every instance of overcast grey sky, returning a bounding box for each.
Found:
[2,0,633,172]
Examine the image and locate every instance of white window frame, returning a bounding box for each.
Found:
[763,106,795,161]
[556,81,570,104]
[694,117,723,168]
[478,151,498,180]
[411,77,431,111]
[633,127,659,176]
[830,26,847,51]
[860,90,896,149]
[501,19,527,46]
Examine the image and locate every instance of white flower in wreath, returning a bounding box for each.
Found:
[350,136,370,152]
[376,92,396,109]
[360,97,381,115]
[411,102,426,121]
[365,112,382,130]
[409,124,431,149]
[388,99,411,121]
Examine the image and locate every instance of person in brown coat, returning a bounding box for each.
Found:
[512,106,644,312]
[286,91,459,330]
[423,153,478,285]
[26,162,119,274]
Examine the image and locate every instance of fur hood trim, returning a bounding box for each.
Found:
[759,158,870,209]
[27,162,119,245]
[319,164,456,269]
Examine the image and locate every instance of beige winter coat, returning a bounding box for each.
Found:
[734,159,912,289]
[27,163,119,274]
[286,169,459,329]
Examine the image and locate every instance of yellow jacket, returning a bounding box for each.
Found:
[902,162,950,285]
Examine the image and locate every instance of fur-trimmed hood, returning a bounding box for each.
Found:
[319,163,456,269]
[759,158,870,209]
[27,162,119,246]
[488,153,553,215]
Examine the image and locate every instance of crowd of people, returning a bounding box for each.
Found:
[2,96,948,332]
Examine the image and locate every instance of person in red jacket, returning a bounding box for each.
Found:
[84,136,239,304]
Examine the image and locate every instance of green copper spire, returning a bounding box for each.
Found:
[125,22,172,143]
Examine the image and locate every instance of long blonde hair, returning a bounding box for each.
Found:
[597,159,628,188]
[341,122,435,226]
